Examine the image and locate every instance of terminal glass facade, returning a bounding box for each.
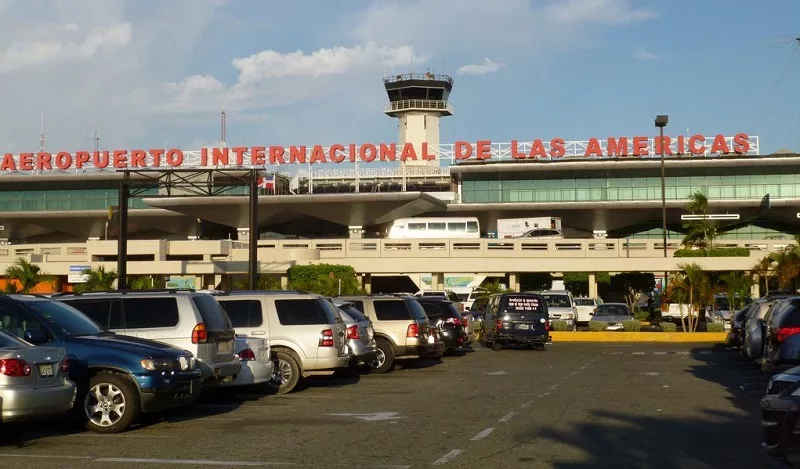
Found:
[461,174,800,203]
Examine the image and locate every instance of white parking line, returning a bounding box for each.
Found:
[470,428,494,441]
[432,450,464,466]
[0,454,92,460]
[520,401,533,408]
[95,457,295,466]
[653,351,667,355]
[498,412,515,423]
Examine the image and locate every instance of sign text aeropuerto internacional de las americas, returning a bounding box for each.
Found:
[0,133,753,172]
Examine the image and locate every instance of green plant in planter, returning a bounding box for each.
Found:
[706,323,725,333]
[550,320,570,331]
[660,322,678,332]
[634,308,650,322]
[622,319,642,332]
[588,320,608,331]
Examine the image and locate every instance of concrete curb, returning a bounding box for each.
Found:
[549,331,727,343]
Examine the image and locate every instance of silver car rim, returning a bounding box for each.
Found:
[276,359,293,387]
[369,348,386,369]
[85,383,126,428]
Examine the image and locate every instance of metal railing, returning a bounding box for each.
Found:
[385,99,452,113]
[383,74,453,85]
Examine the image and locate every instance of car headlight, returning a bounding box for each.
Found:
[562,313,574,320]
[140,359,174,371]
[175,355,195,371]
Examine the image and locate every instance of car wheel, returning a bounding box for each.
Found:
[274,351,302,394]
[84,373,139,434]
[368,338,395,374]
[492,342,502,352]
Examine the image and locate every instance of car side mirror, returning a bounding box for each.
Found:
[24,329,51,345]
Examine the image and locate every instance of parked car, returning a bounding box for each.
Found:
[56,290,241,386]
[482,292,551,351]
[458,287,488,312]
[706,293,733,330]
[221,335,274,389]
[425,325,447,360]
[415,297,470,354]
[591,303,633,331]
[574,297,601,326]
[762,296,800,373]
[729,305,752,348]
[536,290,577,331]
[761,365,800,465]
[331,300,379,370]
[0,294,203,433]
[215,291,350,394]
[0,329,76,425]
[335,295,433,373]
[744,295,792,361]
[415,290,465,313]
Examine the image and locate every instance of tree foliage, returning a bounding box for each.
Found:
[287,264,363,296]
[231,274,282,291]
[681,191,717,252]
[666,263,716,332]
[73,266,117,293]
[4,258,55,293]
[609,272,655,311]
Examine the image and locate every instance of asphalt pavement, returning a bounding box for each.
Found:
[0,343,782,469]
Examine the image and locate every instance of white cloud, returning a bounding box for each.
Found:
[0,23,132,75]
[633,47,659,61]
[457,58,505,75]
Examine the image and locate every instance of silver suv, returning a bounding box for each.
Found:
[335,295,433,373]
[56,290,241,385]
[215,292,349,394]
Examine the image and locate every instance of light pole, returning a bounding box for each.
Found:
[655,114,669,294]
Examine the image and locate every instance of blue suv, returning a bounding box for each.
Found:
[0,294,203,433]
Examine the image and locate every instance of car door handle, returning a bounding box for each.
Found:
[251,331,266,336]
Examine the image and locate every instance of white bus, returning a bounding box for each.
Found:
[386,217,481,239]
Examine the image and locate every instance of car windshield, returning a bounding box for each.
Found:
[0,330,29,347]
[543,295,571,308]
[715,296,730,310]
[595,305,630,316]
[575,299,595,306]
[27,300,104,336]
[405,299,430,320]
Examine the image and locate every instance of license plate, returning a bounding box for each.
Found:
[38,363,54,377]
[516,323,531,330]
[428,335,435,344]
[217,341,233,353]
[258,348,269,361]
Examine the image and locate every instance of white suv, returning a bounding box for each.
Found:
[215,292,349,394]
[57,290,241,385]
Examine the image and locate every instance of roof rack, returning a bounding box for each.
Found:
[53,288,197,297]
[2,293,55,299]
[225,290,311,296]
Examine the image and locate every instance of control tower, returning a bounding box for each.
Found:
[383,72,453,167]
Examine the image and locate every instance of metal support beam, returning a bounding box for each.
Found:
[117,172,130,289]
[248,169,259,290]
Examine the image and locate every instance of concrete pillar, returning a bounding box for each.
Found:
[751,276,761,299]
[588,273,598,299]
[213,274,223,290]
[508,273,520,292]
[431,273,444,291]
[362,273,372,294]
[280,274,289,290]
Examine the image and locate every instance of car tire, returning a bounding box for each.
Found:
[492,342,502,352]
[274,351,302,394]
[83,373,139,434]
[369,338,395,374]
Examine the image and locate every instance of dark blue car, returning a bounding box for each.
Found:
[0,294,203,433]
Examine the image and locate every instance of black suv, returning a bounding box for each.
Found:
[481,292,551,351]
[416,297,469,354]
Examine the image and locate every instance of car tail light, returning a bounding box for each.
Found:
[407,323,420,338]
[346,325,360,340]
[0,358,31,377]
[238,348,256,361]
[776,327,800,342]
[495,319,503,331]
[319,329,334,347]
[461,316,469,328]
[545,320,550,331]
[59,357,70,373]
[191,323,208,344]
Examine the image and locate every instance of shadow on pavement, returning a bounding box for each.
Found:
[512,346,780,469]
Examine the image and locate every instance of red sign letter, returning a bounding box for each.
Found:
[510,140,526,159]
[584,138,603,157]
[733,133,750,154]
[632,137,649,156]
[550,138,565,158]
[710,134,730,154]
[476,140,492,160]
[606,137,628,157]
[455,141,473,160]
[689,135,706,155]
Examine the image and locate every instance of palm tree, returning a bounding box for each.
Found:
[129,276,153,290]
[74,266,117,293]
[719,271,754,328]
[4,258,55,293]
[667,263,714,332]
[681,191,717,252]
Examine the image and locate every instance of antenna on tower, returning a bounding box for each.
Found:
[38,114,45,153]
[87,127,100,151]
[220,108,227,149]
[409,40,413,73]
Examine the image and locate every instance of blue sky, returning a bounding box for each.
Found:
[0,0,797,154]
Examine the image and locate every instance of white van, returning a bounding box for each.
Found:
[386,217,480,239]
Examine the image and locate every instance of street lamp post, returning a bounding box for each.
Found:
[655,115,669,259]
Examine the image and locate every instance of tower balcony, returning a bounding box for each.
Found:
[384,99,454,116]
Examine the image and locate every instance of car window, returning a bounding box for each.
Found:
[0,330,28,347]
[422,292,445,297]
[405,299,429,320]
[456,293,469,302]
[348,300,365,314]
[339,304,367,322]
[274,299,330,325]
[542,294,571,308]
[595,305,631,316]
[374,300,413,321]
[575,299,595,306]
[503,295,546,314]
[63,298,122,330]
[446,292,459,302]
[419,302,445,321]
[23,300,103,336]
[192,295,232,330]
[123,297,180,329]
[219,300,263,328]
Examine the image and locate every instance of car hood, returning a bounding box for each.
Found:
[67,333,187,358]
[547,307,574,313]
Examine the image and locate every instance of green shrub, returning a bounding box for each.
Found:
[674,248,750,257]
[550,320,570,331]
[660,322,678,332]
[622,319,642,332]
[706,323,725,333]
[287,263,362,296]
[588,320,609,331]
[634,309,650,322]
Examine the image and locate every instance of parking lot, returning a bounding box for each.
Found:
[0,343,781,469]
